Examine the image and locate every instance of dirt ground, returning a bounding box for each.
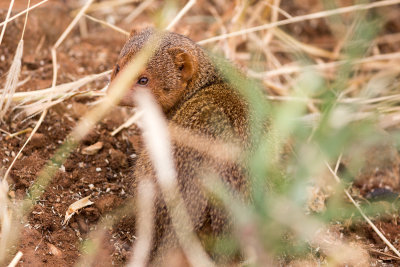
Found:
[1,1,400,266]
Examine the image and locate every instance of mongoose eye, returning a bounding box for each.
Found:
[137,77,149,85]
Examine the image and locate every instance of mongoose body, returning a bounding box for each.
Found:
[111,28,250,261]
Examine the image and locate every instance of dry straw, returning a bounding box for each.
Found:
[0,0,48,28]
[0,0,31,120]
[198,0,400,44]
[133,89,215,267]
[0,40,23,119]
[6,251,22,267]
[0,0,15,44]
[127,179,155,267]
[326,159,400,258]
[0,173,12,263]
[2,0,95,181]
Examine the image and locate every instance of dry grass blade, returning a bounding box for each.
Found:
[166,0,197,30]
[84,14,129,36]
[123,0,155,23]
[52,0,94,89]
[6,127,32,139]
[6,251,22,267]
[0,77,30,93]
[169,123,241,163]
[133,89,215,267]
[0,174,11,263]
[127,179,155,267]
[1,0,30,120]
[17,71,110,117]
[0,0,49,27]
[6,71,109,103]
[198,0,400,44]
[111,110,143,136]
[0,40,23,120]
[249,51,400,79]
[369,248,400,261]
[325,161,400,258]
[273,28,337,59]
[0,0,15,44]
[78,0,140,14]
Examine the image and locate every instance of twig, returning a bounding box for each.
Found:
[84,14,129,36]
[127,179,155,267]
[123,0,155,24]
[111,110,143,136]
[6,251,22,267]
[248,51,400,78]
[325,161,400,258]
[6,128,32,139]
[0,0,49,27]
[166,0,197,30]
[369,248,400,261]
[52,0,95,88]
[20,0,31,40]
[76,0,140,14]
[198,0,400,44]
[0,0,15,44]
[2,71,110,103]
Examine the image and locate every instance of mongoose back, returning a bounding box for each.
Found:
[111,28,250,262]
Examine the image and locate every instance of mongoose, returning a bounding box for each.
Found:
[111,28,250,262]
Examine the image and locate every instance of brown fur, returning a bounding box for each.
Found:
[111,28,250,262]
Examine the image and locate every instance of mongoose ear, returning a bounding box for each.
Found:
[129,25,151,37]
[167,47,195,82]
[129,29,138,37]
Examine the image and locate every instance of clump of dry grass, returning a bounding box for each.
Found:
[0,0,31,120]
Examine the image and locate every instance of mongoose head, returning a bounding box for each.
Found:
[110,28,220,112]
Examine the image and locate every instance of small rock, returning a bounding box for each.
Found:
[70,102,88,119]
[77,217,89,233]
[8,191,15,199]
[30,133,48,149]
[47,243,62,257]
[128,134,143,151]
[95,195,123,214]
[109,148,128,169]
[366,188,399,202]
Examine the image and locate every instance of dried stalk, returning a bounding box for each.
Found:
[133,89,215,267]
[198,0,400,44]
[325,161,400,258]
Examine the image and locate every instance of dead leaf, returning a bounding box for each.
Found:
[63,196,94,225]
[81,141,103,155]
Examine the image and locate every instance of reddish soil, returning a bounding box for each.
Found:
[0,1,400,266]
